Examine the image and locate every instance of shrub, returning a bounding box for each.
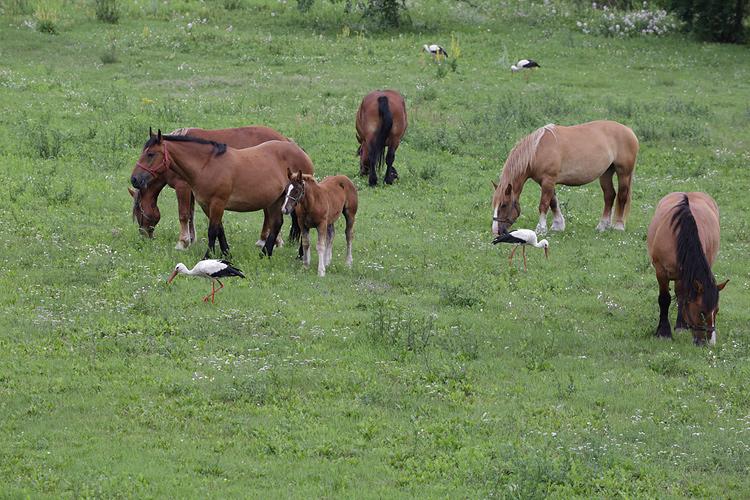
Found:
[95,0,120,24]
[577,2,679,37]
[296,0,408,29]
[669,0,747,43]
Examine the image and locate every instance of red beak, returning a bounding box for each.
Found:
[167,270,178,284]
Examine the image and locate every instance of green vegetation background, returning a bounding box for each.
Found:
[0,0,748,497]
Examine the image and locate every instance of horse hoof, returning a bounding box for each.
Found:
[275,238,285,248]
[535,225,547,235]
[612,222,625,231]
[175,241,189,250]
[551,223,565,232]
[255,239,266,248]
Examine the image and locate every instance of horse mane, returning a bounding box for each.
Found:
[672,194,718,309]
[142,134,227,156]
[499,124,556,185]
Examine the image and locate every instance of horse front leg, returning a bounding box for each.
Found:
[204,202,225,259]
[188,192,196,244]
[316,223,328,276]
[384,144,399,185]
[175,184,194,250]
[257,209,270,248]
[218,223,230,256]
[325,224,335,266]
[656,274,673,339]
[536,181,555,235]
[550,193,566,231]
[597,166,616,232]
[301,228,311,268]
[261,204,283,257]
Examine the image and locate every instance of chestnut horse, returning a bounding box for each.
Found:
[647,192,728,345]
[491,120,638,236]
[356,90,407,186]
[281,170,358,277]
[131,130,314,258]
[129,126,289,249]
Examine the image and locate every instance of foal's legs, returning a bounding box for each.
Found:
[612,171,632,231]
[597,166,616,232]
[384,144,399,185]
[316,223,328,276]
[325,224,335,266]
[301,228,312,268]
[655,274,673,339]
[344,210,355,267]
[175,184,194,250]
[536,180,555,235]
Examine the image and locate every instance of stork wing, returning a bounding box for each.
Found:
[492,233,526,245]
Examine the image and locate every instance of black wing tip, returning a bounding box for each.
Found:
[493,234,525,245]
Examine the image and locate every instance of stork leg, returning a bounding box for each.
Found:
[522,246,527,272]
[508,245,518,268]
[212,279,225,303]
[203,280,215,303]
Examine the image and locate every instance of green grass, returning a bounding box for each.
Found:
[1,0,749,497]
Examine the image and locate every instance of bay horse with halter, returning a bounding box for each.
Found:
[647,192,728,345]
[356,90,408,186]
[491,120,638,236]
[281,170,358,277]
[129,126,290,249]
[131,130,315,258]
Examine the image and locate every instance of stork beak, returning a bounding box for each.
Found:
[167,270,178,284]
[544,247,549,259]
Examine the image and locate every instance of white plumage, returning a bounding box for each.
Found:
[423,44,448,59]
[510,59,540,72]
[167,259,245,303]
[492,229,549,271]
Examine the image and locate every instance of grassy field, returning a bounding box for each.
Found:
[1,0,749,496]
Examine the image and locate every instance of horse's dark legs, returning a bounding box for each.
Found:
[384,145,399,185]
[218,224,230,256]
[656,275,673,339]
[262,211,283,257]
[368,159,378,187]
[597,166,616,232]
[674,281,687,331]
[188,192,196,244]
[205,203,226,259]
[205,223,220,259]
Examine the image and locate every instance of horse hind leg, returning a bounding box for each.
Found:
[656,274,673,339]
[674,281,688,331]
[597,166,616,232]
[344,209,355,267]
[325,223,335,266]
[316,224,327,276]
[384,144,399,185]
[612,171,632,231]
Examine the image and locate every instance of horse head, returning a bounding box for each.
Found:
[491,182,520,235]
[131,128,170,190]
[680,279,728,345]
[129,184,161,238]
[281,169,305,215]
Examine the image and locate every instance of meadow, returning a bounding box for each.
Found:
[1,0,749,496]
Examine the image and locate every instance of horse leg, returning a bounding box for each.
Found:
[368,155,378,187]
[218,223,230,256]
[257,209,270,248]
[536,181,554,235]
[175,185,193,250]
[344,210,355,268]
[612,171,632,231]
[674,281,688,331]
[384,144,399,185]
[262,210,283,258]
[204,203,225,259]
[326,223,334,266]
[597,166,616,232]
[550,193,566,231]
[656,274,673,339]
[301,228,311,268]
[316,224,328,277]
[189,191,196,244]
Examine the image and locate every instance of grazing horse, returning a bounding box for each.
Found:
[131,130,315,258]
[281,170,358,277]
[491,120,639,236]
[356,90,408,186]
[129,126,289,249]
[647,192,728,345]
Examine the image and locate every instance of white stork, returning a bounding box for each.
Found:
[423,44,448,61]
[492,229,549,271]
[511,59,540,81]
[167,259,245,303]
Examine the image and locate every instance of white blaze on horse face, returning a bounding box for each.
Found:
[492,206,499,235]
[281,184,294,214]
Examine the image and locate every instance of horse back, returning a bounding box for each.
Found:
[647,192,720,279]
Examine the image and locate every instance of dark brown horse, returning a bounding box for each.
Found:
[647,192,728,345]
[129,126,289,249]
[131,130,314,258]
[281,170,358,277]
[356,90,407,186]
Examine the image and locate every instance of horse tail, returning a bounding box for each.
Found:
[369,96,393,172]
[288,210,301,242]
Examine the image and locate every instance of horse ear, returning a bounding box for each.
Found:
[128,187,137,198]
[149,127,154,138]
[491,180,498,190]
[296,171,303,182]
[287,167,293,180]
[717,279,729,291]
[693,280,704,295]
[157,129,162,142]
[504,184,512,196]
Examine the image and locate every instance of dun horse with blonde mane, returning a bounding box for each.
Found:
[647,192,728,345]
[491,120,638,236]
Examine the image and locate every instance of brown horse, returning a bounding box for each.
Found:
[356,90,408,186]
[131,130,314,258]
[129,126,289,249]
[647,192,728,345]
[491,120,638,236]
[281,170,358,277]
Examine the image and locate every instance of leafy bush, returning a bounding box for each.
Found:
[669,0,747,43]
[577,3,679,37]
[296,0,408,29]
[95,0,120,24]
